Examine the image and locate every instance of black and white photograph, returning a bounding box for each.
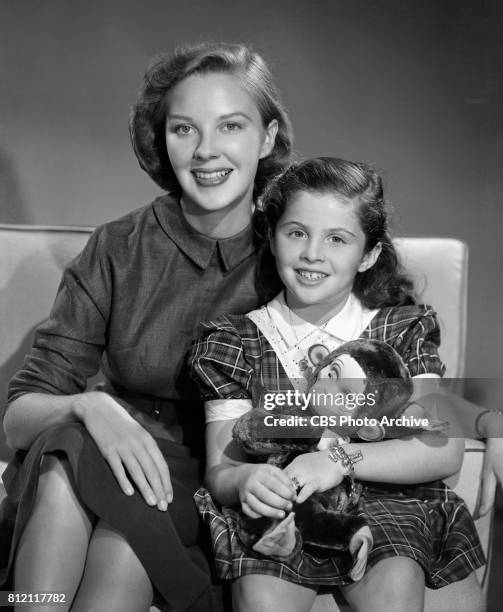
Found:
[1,2,502,611]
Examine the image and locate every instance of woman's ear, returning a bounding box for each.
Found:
[358,241,382,273]
[259,119,279,159]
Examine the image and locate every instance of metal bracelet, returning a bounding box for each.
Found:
[474,409,493,439]
[328,443,363,475]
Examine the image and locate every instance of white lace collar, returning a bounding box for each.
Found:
[264,291,377,348]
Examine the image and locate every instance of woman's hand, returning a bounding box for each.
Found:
[283,451,346,504]
[235,463,296,519]
[475,410,503,518]
[478,437,503,518]
[73,391,172,511]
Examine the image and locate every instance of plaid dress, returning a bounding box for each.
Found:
[189,303,485,588]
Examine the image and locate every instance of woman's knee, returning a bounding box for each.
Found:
[37,454,80,506]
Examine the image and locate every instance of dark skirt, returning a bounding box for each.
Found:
[0,423,212,611]
[194,479,486,589]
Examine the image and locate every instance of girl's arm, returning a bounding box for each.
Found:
[346,433,464,483]
[345,377,464,483]
[284,378,465,502]
[205,416,296,518]
[285,434,463,504]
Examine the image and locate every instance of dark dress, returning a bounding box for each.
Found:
[188,306,486,589]
[0,195,261,611]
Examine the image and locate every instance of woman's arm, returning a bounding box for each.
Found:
[4,393,81,450]
[408,388,503,516]
[205,417,295,518]
[4,391,172,511]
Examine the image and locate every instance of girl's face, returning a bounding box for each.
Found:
[165,72,277,237]
[272,190,381,323]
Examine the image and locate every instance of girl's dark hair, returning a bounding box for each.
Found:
[254,157,415,308]
[129,41,293,199]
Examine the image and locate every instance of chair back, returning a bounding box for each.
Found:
[0,227,468,458]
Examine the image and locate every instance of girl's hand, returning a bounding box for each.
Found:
[236,463,296,519]
[284,451,346,504]
[73,391,172,511]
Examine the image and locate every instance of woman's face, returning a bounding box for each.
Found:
[165,72,277,236]
[272,190,380,323]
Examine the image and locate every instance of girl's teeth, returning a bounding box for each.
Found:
[194,170,230,179]
[298,270,326,280]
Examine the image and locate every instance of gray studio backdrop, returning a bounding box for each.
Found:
[1,0,502,382]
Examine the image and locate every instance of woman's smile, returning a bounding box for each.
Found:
[190,167,233,186]
[164,72,277,237]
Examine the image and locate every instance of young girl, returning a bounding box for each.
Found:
[189,158,486,612]
[0,42,292,612]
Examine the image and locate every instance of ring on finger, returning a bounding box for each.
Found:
[291,476,301,490]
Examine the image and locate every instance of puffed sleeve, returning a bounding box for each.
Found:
[398,307,446,377]
[188,316,256,402]
[7,227,112,403]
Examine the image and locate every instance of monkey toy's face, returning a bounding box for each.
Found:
[310,353,368,420]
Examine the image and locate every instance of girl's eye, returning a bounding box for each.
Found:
[221,122,242,132]
[327,235,344,245]
[174,124,195,136]
[288,229,307,239]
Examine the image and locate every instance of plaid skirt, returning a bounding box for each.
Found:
[194,480,485,589]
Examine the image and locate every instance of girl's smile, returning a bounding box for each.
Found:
[165,72,277,238]
[273,190,381,324]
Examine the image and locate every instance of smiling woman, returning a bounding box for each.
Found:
[0,42,293,612]
[164,72,278,237]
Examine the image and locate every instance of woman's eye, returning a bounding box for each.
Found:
[221,122,242,132]
[174,124,195,136]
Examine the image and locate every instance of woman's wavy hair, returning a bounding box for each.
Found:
[254,157,416,308]
[129,41,293,199]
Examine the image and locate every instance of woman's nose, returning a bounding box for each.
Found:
[301,239,325,262]
[193,130,219,161]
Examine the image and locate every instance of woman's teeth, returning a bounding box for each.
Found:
[193,169,231,180]
[297,269,328,280]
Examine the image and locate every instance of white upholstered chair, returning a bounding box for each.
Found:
[0,226,493,611]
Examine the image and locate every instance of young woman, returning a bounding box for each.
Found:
[0,42,292,612]
[189,158,486,612]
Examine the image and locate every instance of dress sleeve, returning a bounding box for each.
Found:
[398,308,446,377]
[7,227,112,403]
[188,318,255,402]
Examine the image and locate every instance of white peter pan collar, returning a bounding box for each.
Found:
[265,291,378,348]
